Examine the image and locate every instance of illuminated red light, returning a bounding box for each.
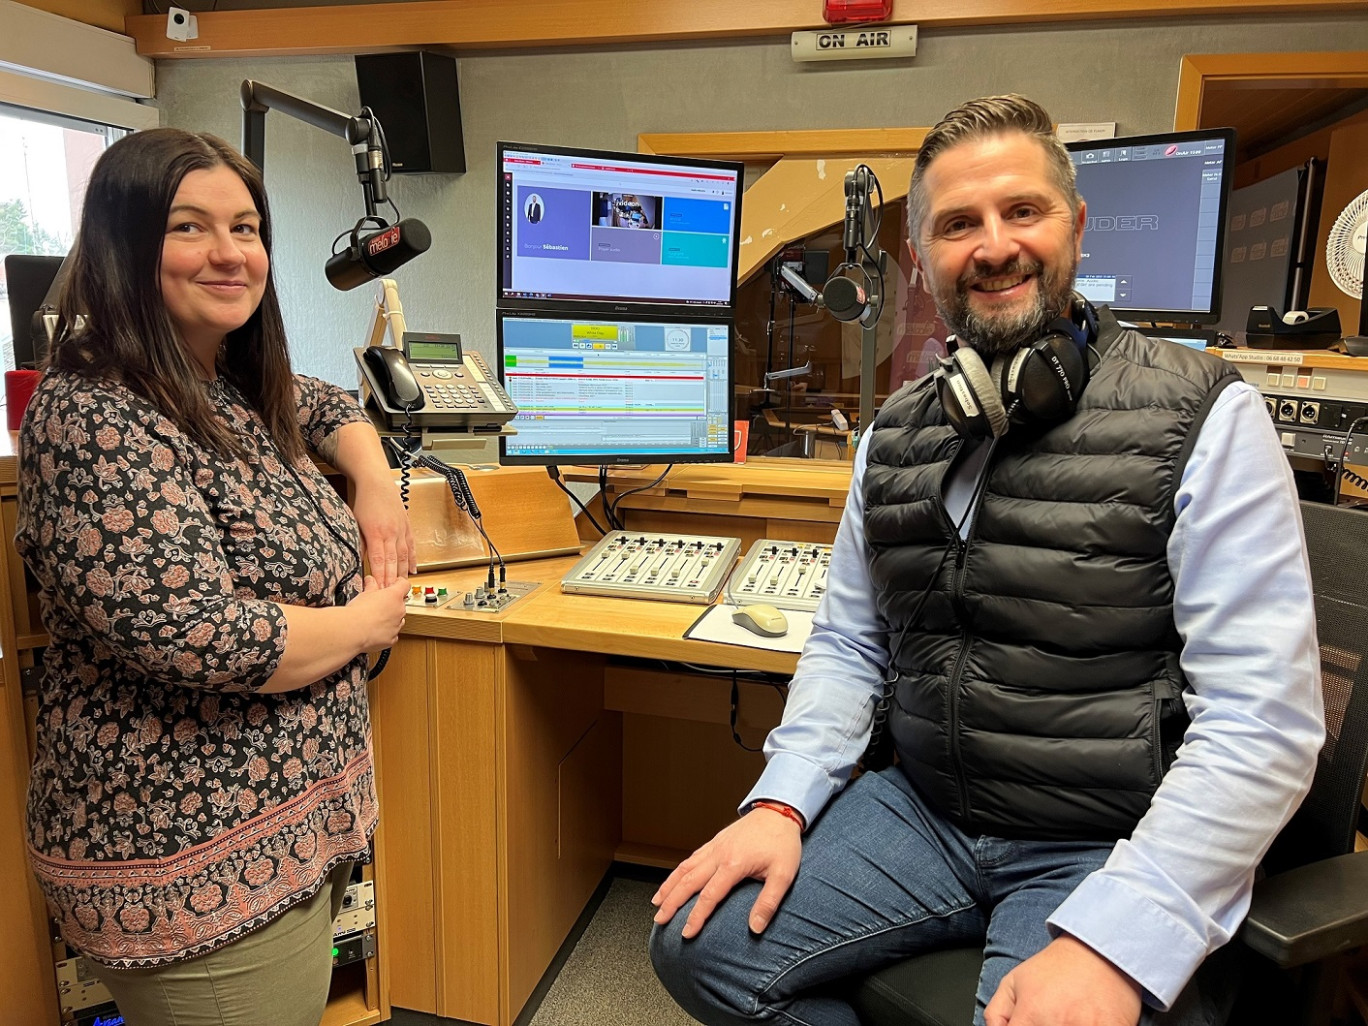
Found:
[823,0,894,24]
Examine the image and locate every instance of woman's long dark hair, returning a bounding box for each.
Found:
[48,128,304,464]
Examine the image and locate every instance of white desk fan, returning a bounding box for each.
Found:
[1327,187,1368,353]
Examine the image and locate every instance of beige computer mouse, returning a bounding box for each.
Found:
[732,603,789,637]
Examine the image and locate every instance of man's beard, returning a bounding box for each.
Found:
[934,257,1078,356]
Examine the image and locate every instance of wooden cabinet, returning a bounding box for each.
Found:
[369,635,500,1020]
[0,438,60,1025]
[370,629,620,1024]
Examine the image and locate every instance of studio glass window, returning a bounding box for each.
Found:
[0,103,127,372]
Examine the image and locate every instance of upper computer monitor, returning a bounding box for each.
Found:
[497,142,743,315]
[1067,128,1236,324]
[498,311,733,466]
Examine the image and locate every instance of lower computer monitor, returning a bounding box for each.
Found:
[497,311,733,465]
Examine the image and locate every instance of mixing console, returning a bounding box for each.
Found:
[561,531,742,603]
[727,539,833,612]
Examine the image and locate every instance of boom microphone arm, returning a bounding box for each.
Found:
[850,165,887,433]
[241,79,389,221]
[777,263,821,305]
[775,164,887,432]
[240,80,432,290]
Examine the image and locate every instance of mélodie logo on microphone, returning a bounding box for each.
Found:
[326,218,431,290]
[366,226,401,257]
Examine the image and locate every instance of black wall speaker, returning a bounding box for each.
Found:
[354,51,465,174]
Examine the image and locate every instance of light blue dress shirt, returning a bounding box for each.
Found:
[742,376,1326,1010]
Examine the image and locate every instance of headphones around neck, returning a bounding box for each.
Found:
[932,294,1098,440]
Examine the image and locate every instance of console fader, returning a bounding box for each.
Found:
[561,531,742,604]
[727,539,833,612]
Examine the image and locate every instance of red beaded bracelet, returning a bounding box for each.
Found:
[751,800,805,831]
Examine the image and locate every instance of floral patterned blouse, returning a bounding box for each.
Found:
[15,371,377,968]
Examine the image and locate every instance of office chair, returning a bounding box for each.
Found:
[850,499,1368,1026]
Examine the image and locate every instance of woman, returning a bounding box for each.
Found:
[15,128,414,1025]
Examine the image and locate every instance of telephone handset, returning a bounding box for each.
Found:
[356,331,518,432]
[363,345,426,410]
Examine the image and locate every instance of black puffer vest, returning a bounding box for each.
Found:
[864,310,1241,840]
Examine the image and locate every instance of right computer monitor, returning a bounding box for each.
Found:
[1067,128,1236,324]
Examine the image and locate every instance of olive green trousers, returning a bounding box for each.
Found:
[90,862,353,1026]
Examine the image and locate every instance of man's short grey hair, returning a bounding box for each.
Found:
[906,94,1081,247]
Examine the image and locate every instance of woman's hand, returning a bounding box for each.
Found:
[349,574,411,650]
[351,478,415,588]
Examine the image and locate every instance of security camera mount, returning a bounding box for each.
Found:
[166,6,198,42]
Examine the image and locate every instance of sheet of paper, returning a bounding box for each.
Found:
[684,603,814,654]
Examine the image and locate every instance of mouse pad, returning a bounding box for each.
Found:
[684,603,814,654]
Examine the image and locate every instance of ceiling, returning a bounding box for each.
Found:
[22,0,1368,165]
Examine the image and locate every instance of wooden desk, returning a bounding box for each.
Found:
[360,460,843,1023]
[0,442,821,1026]
[373,559,798,1023]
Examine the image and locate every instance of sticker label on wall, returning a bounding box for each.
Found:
[1221,351,1304,365]
[1057,123,1117,143]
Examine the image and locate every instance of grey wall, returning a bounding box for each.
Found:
[153,15,1368,411]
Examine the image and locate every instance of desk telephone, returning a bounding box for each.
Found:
[357,331,517,432]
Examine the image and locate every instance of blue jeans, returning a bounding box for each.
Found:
[650,768,1230,1026]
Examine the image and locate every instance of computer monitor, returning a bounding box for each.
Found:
[1139,326,1217,352]
[4,253,65,370]
[1217,161,1320,338]
[498,312,733,465]
[1067,128,1236,324]
[497,142,743,314]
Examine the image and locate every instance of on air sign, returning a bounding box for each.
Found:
[791,25,918,62]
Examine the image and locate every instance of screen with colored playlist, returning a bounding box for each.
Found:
[498,314,733,465]
[497,143,743,311]
[1067,129,1235,324]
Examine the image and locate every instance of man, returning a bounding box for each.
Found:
[649,94,1324,1026]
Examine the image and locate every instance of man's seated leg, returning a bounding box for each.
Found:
[975,835,1117,1020]
[975,844,1240,1026]
[649,768,990,1026]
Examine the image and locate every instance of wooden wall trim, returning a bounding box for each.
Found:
[1175,51,1368,129]
[638,128,928,158]
[125,0,1368,60]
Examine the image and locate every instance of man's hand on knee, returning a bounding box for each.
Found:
[984,934,1143,1026]
[651,806,803,939]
